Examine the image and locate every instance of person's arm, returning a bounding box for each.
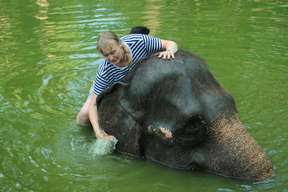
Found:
[88,94,114,140]
[157,39,178,59]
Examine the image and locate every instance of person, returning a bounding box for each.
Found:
[129,26,150,35]
[76,27,177,140]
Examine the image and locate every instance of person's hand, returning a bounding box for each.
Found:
[156,50,175,59]
[96,130,115,140]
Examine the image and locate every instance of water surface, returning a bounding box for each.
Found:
[1,0,288,191]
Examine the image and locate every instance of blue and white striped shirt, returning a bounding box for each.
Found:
[93,34,162,95]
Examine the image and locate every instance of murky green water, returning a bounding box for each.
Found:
[1,0,287,191]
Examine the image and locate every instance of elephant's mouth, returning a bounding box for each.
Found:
[174,115,208,147]
[146,115,209,147]
[147,126,174,144]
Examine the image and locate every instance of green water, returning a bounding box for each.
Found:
[1,0,287,191]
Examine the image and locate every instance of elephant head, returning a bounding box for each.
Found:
[96,50,272,181]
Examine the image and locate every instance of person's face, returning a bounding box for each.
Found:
[100,40,125,66]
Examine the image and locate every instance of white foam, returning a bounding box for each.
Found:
[89,137,118,156]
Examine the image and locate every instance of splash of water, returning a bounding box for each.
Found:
[89,137,118,157]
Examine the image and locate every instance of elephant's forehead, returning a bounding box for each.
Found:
[121,51,236,122]
[129,65,185,95]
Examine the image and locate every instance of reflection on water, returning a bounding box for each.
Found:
[142,0,161,32]
[0,0,287,191]
[35,0,49,20]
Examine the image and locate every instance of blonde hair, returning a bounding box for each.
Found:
[96,31,120,53]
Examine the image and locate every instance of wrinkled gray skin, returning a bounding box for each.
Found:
[96,50,272,181]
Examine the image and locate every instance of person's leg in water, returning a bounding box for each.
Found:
[76,96,92,126]
[76,83,94,126]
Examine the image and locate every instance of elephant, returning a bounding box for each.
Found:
[96,50,273,181]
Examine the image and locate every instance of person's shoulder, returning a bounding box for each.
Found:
[98,59,109,68]
[97,59,106,65]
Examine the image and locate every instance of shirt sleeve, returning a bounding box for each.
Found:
[142,35,162,55]
[93,73,109,95]
[93,61,114,95]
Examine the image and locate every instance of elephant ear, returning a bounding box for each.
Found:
[96,81,128,106]
[96,82,144,157]
[118,60,155,122]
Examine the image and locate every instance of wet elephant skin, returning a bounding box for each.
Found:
[96,50,272,181]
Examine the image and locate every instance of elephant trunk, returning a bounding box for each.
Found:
[198,115,272,181]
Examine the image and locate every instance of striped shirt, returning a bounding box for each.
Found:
[93,34,162,95]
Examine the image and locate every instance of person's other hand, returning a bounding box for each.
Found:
[156,50,175,59]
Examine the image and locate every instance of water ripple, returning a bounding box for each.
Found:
[1,0,288,191]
